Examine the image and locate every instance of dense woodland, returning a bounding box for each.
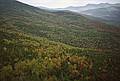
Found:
[0,0,120,81]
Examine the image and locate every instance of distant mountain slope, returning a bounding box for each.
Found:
[60,3,120,26]
[81,6,120,26]
[61,3,120,12]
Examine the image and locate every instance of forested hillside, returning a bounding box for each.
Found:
[0,0,120,81]
[1,19,120,81]
[1,0,120,51]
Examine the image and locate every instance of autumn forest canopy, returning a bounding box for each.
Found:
[0,0,120,81]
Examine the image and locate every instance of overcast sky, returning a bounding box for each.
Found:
[17,0,120,8]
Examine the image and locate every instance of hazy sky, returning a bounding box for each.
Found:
[17,0,120,8]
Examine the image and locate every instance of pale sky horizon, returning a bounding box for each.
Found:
[17,0,120,8]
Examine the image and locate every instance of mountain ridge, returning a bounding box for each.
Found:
[57,3,120,26]
[58,3,120,12]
